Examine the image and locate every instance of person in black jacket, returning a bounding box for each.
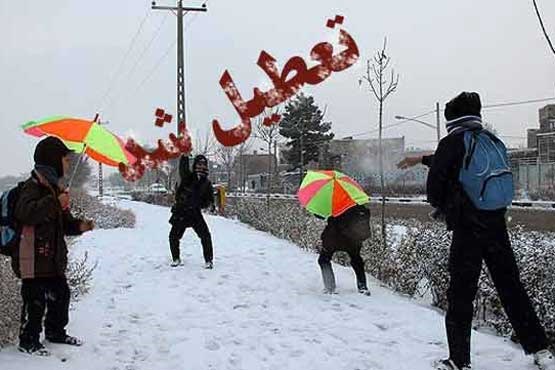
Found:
[169,154,215,269]
[317,205,371,296]
[14,137,94,356]
[398,92,554,370]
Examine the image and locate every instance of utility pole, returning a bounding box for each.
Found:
[435,102,441,144]
[152,1,207,133]
[97,118,110,198]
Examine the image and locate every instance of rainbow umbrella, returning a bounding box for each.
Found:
[22,116,136,167]
[297,170,369,219]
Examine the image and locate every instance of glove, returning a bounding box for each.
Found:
[429,208,446,222]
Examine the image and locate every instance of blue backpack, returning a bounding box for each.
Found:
[0,183,23,256]
[459,130,514,210]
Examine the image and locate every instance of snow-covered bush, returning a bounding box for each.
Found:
[66,251,98,300]
[226,198,555,346]
[130,192,174,207]
[0,257,20,346]
[71,190,136,229]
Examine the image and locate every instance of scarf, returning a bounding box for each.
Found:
[445,115,483,135]
[34,164,61,189]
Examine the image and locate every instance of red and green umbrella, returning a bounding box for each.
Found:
[297,170,369,219]
[22,116,136,167]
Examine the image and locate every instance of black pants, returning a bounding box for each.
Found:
[169,210,213,263]
[20,277,70,345]
[446,222,548,367]
[318,224,367,291]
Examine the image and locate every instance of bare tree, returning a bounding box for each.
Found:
[236,139,253,192]
[194,129,217,157]
[215,145,238,190]
[157,158,179,193]
[359,37,400,246]
[255,110,281,204]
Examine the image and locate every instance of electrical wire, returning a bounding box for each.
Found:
[349,109,437,138]
[96,10,151,111]
[482,97,555,110]
[139,38,178,89]
[532,0,555,59]
[104,13,171,109]
[133,9,206,93]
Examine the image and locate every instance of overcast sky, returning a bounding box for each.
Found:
[1,0,555,176]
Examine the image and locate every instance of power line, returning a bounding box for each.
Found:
[102,13,171,112]
[482,96,555,110]
[96,10,151,111]
[138,38,178,90]
[350,109,436,137]
[124,9,202,99]
[105,37,178,114]
[532,0,555,59]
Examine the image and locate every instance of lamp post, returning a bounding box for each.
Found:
[394,113,441,144]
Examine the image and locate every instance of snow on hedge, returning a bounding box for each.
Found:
[226,198,555,346]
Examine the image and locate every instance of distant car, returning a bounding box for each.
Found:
[148,183,168,193]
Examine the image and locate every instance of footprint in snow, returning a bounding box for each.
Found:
[232,304,249,310]
[205,340,221,351]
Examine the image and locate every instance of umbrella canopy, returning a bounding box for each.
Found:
[297,170,369,219]
[22,116,136,167]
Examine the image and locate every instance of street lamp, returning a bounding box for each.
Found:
[394,114,440,144]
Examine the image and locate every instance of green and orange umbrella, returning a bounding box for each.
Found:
[297,170,369,219]
[22,116,136,167]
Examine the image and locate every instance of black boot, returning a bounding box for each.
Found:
[18,341,50,356]
[46,334,83,346]
[357,281,371,296]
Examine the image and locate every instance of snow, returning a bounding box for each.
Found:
[389,224,409,249]
[0,201,540,370]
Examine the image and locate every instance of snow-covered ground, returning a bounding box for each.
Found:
[0,201,540,370]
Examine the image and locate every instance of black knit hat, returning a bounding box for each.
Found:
[33,136,73,177]
[444,92,482,121]
[193,154,208,167]
[193,154,209,176]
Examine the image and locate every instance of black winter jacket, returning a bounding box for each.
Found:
[172,156,214,213]
[12,172,84,279]
[424,132,506,230]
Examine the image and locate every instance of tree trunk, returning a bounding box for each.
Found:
[378,100,386,248]
[267,140,272,208]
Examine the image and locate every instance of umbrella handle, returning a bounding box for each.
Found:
[67,144,87,190]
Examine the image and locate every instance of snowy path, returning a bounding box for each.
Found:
[1,201,538,370]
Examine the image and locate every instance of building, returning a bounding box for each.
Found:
[323,137,405,185]
[537,132,555,162]
[527,128,539,149]
[539,105,555,131]
[395,148,434,187]
[232,151,278,191]
[509,104,555,193]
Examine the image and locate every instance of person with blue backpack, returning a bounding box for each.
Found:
[398,92,554,370]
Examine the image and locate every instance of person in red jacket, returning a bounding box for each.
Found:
[13,137,94,356]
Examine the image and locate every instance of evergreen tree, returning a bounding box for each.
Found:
[279,94,334,171]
